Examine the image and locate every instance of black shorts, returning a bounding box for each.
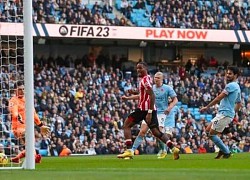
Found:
[128,109,158,129]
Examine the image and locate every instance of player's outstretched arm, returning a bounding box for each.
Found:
[34,112,50,136]
[40,125,50,137]
[200,92,227,112]
[121,94,139,101]
[127,89,139,95]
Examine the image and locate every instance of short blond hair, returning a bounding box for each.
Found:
[154,72,164,78]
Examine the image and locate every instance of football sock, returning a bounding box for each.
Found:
[166,140,174,149]
[165,146,169,153]
[158,140,166,151]
[211,135,230,154]
[132,136,143,151]
[125,139,133,149]
[16,150,26,159]
[35,149,39,154]
[15,150,39,159]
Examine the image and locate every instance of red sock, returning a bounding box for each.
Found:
[166,140,174,149]
[125,139,132,149]
[16,150,26,159]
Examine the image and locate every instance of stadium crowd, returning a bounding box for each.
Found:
[122,0,250,29]
[0,0,249,29]
[1,52,249,157]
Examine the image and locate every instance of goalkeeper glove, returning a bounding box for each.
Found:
[40,125,50,137]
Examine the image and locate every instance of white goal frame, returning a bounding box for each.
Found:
[0,0,34,170]
[23,0,35,170]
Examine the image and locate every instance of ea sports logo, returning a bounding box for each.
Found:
[59,25,68,36]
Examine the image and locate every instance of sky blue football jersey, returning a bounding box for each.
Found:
[153,84,177,114]
[219,81,241,118]
[165,106,180,128]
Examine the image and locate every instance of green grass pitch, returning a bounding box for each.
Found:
[1,153,250,180]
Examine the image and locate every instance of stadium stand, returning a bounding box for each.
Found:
[2,53,249,156]
[0,49,249,156]
[0,0,249,29]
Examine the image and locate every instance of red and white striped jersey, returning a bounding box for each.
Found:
[138,75,156,110]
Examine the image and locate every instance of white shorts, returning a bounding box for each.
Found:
[141,113,166,128]
[211,114,232,133]
[157,114,166,128]
[141,120,151,133]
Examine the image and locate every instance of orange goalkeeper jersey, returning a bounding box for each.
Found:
[9,96,41,130]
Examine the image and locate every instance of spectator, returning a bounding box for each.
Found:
[243,140,250,152]
[133,0,146,9]
[40,136,50,150]
[1,0,250,29]
[102,1,113,13]
[198,143,207,153]
[209,56,219,67]
[145,141,157,154]
[184,145,193,154]
[59,144,72,156]
[192,144,198,154]
[120,0,129,16]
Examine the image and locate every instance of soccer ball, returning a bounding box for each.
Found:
[0,153,8,165]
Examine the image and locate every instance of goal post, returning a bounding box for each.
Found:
[0,0,34,170]
[23,0,35,170]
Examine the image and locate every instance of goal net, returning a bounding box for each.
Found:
[0,35,24,169]
[0,0,34,169]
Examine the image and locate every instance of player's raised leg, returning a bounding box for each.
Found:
[149,117,180,160]
[131,121,149,154]
[117,115,138,159]
[207,118,232,159]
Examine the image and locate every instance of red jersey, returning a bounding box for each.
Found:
[138,75,156,111]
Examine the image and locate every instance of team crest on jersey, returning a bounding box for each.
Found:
[9,102,14,108]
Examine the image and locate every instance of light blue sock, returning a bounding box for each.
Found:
[132,135,143,151]
[158,140,165,151]
[211,135,230,154]
[163,144,167,152]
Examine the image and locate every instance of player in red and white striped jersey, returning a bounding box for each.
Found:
[138,73,155,111]
[117,61,180,160]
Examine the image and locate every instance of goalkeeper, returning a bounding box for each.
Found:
[9,82,50,163]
